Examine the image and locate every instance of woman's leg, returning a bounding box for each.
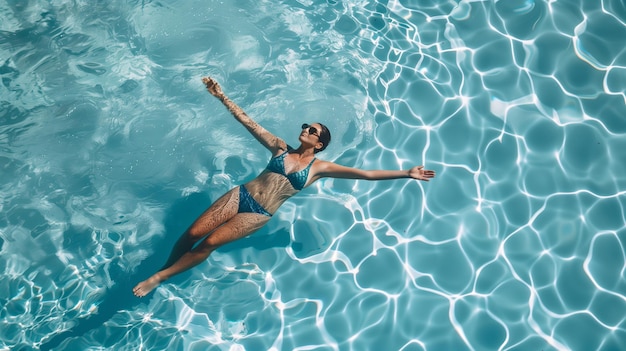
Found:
[133,187,239,297]
[162,187,240,269]
[133,213,270,297]
[152,213,269,285]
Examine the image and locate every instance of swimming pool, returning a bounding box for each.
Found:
[1,0,625,350]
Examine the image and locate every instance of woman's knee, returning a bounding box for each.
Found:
[186,225,210,241]
[190,235,222,254]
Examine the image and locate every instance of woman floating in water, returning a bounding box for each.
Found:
[133,77,436,297]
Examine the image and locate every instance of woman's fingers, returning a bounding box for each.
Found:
[202,77,223,96]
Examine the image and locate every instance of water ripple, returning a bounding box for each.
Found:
[1,0,626,350]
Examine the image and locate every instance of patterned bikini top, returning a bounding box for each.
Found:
[265,149,316,190]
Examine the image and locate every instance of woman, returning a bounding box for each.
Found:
[133,77,436,297]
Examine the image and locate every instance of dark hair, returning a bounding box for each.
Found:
[315,123,331,153]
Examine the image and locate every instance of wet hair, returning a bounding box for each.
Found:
[315,123,331,153]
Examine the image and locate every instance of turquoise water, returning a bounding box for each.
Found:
[1,0,625,350]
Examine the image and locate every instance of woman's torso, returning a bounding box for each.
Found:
[243,149,316,214]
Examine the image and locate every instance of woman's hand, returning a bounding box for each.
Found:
[409,166,435,181]
[202,77,224,99]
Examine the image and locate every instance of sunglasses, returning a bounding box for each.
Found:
[301,123,320,137]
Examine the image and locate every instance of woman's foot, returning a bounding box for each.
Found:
[133,274,163,297]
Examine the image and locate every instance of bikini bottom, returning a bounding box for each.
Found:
[238,185,272,217]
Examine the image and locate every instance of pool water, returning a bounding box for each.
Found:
[1,0,625,350]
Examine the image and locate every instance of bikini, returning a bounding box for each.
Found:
[265,149,316,191]
[238,149,316,217]
[238,185,272,217]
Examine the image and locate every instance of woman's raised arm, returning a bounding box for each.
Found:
[203,77,287,154]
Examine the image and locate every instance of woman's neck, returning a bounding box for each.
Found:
[292,145,316,158]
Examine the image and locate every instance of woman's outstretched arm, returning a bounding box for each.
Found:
[311,161,435,182]
[202,77,287,154]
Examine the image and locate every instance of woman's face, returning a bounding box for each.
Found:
[299,123,323,149]
[300,123,321,138]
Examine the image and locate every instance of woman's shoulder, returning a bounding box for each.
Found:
[269,143,290,158]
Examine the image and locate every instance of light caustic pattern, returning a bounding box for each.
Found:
[0,0,625,350]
